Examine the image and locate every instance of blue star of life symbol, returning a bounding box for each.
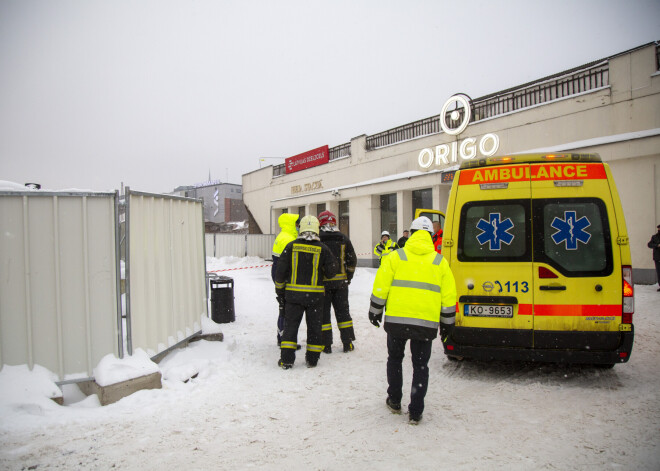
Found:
[551,211,591,250]
[476,213,515,251]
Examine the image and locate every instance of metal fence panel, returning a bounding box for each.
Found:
[246,234,276,259]
[205,234,215,259]
[0,192,119,379]
[126,190,206,356]
[212,234,246,258]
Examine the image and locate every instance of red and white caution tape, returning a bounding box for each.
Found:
[208,263,273,273]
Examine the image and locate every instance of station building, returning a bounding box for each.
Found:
[242,41,660,281]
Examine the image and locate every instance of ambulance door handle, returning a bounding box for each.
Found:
[539,285,566,291]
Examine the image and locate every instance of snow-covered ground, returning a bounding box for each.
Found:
[1,256,659,470]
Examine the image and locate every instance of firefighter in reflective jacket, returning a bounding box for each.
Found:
[271,213,299,346]
[374,231,398,265]
[275,215,339,369]
[318,210,358,353]
[368,216,456,424]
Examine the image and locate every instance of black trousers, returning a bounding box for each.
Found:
[280,298,324,365]
[276,295,285,344]
[322,286,355,346]
[386,334,433,416]
[655,260,660,286]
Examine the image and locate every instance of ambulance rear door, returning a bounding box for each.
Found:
[451,163,534,348]
[530,161,622,350]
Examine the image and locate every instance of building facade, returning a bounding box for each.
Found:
[173,181,248,229]
[243,42,660,281]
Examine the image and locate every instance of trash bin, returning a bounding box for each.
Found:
[210,276,235,323]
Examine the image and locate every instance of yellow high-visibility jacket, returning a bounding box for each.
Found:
[374,238,398,260]
[271,213,299,282]
[370,230,456,340]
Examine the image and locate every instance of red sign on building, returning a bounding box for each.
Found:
[285,145,329,174]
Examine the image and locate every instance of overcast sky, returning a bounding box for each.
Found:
[1,0,658,193]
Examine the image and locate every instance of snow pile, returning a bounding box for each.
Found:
[0,364,61,403]
[0,180,35,191]
[0,365,62,429]
[93,349,160,387]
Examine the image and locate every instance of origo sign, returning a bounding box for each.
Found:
[286,145,329,174]
[418,94,500,170]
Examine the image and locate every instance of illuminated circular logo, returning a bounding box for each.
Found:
[482,281,494,292]
[440,94,472,136]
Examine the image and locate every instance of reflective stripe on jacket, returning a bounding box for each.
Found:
[370,230,456,340]
[274,239,339,304]
[374,239,398,258]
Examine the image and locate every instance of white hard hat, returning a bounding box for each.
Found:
[299,215,320,235]
[410,216,433,234]
[381,230,390,237]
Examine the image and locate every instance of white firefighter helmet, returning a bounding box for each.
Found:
[299,215,320,235]
[410,216,433,234]
[381,230,390,237]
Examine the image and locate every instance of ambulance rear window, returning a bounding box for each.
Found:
[458,200,531,262]
[533,198,613,276]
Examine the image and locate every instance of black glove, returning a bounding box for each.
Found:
[276,289,285,307]
[440,324,454,343]
[369,312,382,328]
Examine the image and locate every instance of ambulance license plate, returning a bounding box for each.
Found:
[464,304,513,318]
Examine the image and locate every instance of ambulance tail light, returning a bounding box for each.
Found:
[622,265,634,323]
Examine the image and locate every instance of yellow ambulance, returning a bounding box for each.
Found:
[440,153,634,366]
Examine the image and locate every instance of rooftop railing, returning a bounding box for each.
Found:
[366,61,609,150]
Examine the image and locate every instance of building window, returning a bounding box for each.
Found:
[412,188,433,216]
[316,203,326,216]
[298,206,305,217]
[338,200,349,236]
[380,193,397,237]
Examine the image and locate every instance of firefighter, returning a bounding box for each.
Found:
[368,216,456,424]
[431,220,443,254]
[318,210,357,353]
[274,215,338,369]
[271,213,299,346]
[374,231,398,265]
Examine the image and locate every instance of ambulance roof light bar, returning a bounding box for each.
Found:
[459,153,602,170]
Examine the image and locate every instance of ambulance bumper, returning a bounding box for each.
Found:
[443,325,634,365]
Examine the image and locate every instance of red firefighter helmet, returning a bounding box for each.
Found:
[318,210,338,227]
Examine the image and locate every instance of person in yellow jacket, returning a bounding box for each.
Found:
[271,213,300,346]
[368,216,456,424]
[374,231,398,266]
